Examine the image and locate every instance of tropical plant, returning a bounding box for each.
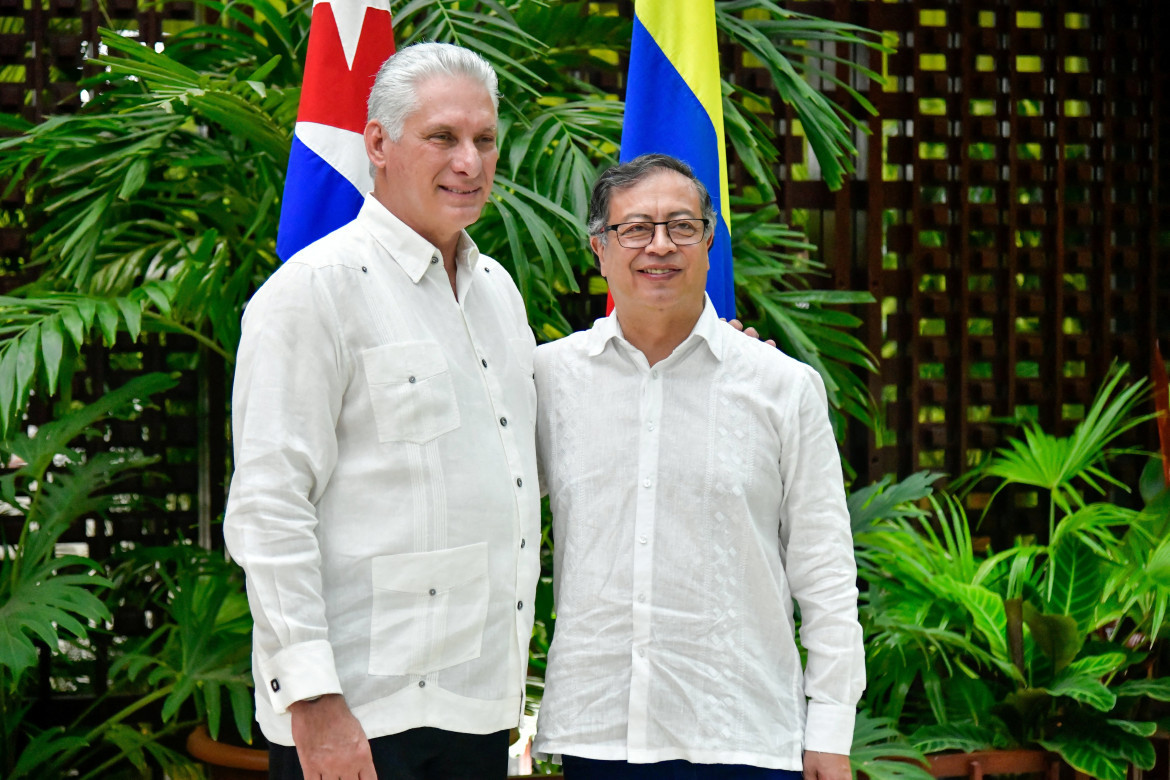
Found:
[0,1,892,774]
[0,373,178,777]
[958,363,1153,538]
[0,0,887,438]
[855,370,1170,780]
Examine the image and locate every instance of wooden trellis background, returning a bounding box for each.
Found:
[729,0,1168,541]
[2,0,1168,553]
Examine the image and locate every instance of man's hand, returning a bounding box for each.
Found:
[726,318,777,347]
[804,750,852,780]
[289,694,377,779]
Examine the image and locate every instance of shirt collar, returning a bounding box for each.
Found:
[585,295,725,363]
[356,193,481,284]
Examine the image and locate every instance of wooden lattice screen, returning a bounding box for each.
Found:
[3,0,1168,551]
[728,0,1169,541]
[0,4,222,647]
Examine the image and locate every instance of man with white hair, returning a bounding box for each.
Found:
[225,42,539,780]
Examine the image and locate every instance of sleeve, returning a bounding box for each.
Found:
[776,364,865,755]
[223,264,349,713]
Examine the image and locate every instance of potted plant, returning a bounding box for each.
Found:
[852,366,1170,780]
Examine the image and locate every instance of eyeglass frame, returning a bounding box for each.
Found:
[602,218,711,248]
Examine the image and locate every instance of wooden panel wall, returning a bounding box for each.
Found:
[731,0,1167,539]
[2,0,1167,548]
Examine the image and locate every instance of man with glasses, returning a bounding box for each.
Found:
[532,154,864,780]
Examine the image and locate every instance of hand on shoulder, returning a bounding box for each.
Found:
[725,317,778,348]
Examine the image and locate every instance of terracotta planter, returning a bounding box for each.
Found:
[926,749,1059,780]
[187,725,268,780]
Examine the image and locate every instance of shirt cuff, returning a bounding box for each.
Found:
[804,701,856,755]
[259,639,343,714]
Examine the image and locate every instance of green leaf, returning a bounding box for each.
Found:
[1023,602,1083,670]
[40,316,65,394]
[1047,536,1102,630]
[140,282,175,317]
[848,471,939,534]
[1045,675,1116,711]
[1110,719,1158,738]
[1115,677,1170,701]
[910,722,997,754]
[117,158,149,200]
[60,304,86,349]
[1065,652,1127,678]
[8,726,90,779]
[950,581,1009,661]
[94,300,120,346]
[15,324,39,404]
[0,344,17,435]
[1040,734,1129,780]
[1042,715,1158,777]
[115,295,143,341]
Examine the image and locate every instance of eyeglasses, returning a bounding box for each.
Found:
[604,219,709,248]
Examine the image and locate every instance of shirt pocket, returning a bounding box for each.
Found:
[363,341,460,445]
[368,542,490,676]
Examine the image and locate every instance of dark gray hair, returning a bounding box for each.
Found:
[587,153,717,245]
[367,42,499,141]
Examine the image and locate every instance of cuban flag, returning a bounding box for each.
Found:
[617,0,734,318]
[276,0,395,261]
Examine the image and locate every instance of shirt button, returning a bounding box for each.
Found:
[481,358,488,368]
[517,601,524,610]
[516,477,523,487]
[520,538,526,549]
[639,535,647,544]
[637,593,646,603]
[499,417,508,427]
[651,370,659,379]
[642,478,651,488]
[638,648,646,658]
[408,376,416,383]
[270,678,280,692]
[647,423,655,431]
[430,257,439,264]
[418,680,426,688]
[429,588,436,596]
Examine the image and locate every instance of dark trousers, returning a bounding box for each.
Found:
[562,755,804,780]
[269,727,510,780]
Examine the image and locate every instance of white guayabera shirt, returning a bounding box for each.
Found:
[224,195,540,746]
[532,299,865,770]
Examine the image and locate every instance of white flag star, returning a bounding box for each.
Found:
[313,0,391,70]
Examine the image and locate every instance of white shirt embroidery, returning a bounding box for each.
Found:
[532,299,864,769]
[225,194,540,745]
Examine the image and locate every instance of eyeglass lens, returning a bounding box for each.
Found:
[614,219,705,247]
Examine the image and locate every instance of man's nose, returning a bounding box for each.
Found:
[644,223,677,254]
[450,139,482,175]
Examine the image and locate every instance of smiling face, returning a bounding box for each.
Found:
[365,74,498,254]
[591,169,713,321]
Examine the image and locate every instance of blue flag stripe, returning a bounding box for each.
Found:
[277,134,366,262]
[620,16,734,318]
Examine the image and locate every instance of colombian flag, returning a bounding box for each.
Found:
[276,0,395,261]
[620,0,734,318]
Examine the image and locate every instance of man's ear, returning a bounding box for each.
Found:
[705,228,716,251]
[589,235,606,276]
[364,119,388,170]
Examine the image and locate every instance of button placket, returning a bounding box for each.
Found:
[627,365,661,746]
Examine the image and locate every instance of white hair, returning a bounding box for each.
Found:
[367,42,499,141]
